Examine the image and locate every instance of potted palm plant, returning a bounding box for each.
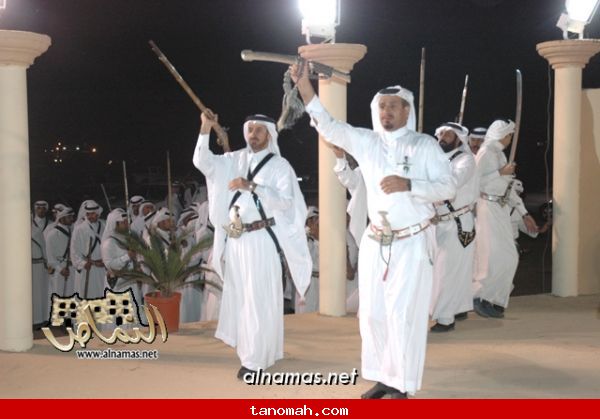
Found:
[114,230,220,333]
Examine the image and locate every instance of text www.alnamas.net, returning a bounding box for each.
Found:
[243,368,358,386]
[75,348,159,360]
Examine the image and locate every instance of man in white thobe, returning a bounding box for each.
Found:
[429,123,478,332]
[333,147,368,246]
[130,201,155,237]
[193,201,221,322]
[128,195,145,223]
[101,208,143,311]
[44,203,67,241]
[31,200,50,325]
[71,200,106,299]
[45,207,76,298]
[177,207,204,323]
[296,206,319,314]
[193,111,311,380]
[292,62,456,398]
[473,120,538,318]
[509,179,549,247]
[468,127,487,155]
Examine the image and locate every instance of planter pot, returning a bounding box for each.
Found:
[144,291,181,333]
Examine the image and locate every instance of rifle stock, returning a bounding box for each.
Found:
[241,49,351,84]
[149,40,230,152]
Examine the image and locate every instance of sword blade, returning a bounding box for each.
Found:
[508,69,522,163]
[458,74,469,125]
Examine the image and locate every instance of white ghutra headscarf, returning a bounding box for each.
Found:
[370,86,416,133]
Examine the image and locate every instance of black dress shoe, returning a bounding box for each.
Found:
[454,312,468,321]
[430,322,455,333]
[493,304,505,314]
[361,382,404,399]
[473,298,489,318]
[237,366,257,381]
[481,300,504,318]
[389,391,408,399]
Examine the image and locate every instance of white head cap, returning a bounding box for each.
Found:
[513,179,524,195]
[306,206,319,221]
[102,208,128,241]
[470,127,487,140]
[243,114,280,155]
[370,86,416,133]
[77,200,103,223]
[129,196,144,205]
[485,119,515,144]
[151,207,172,228]
[34,200,49,209]
[435,122,470,149]
[56,206,74,222]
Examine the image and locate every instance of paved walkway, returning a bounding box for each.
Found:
[1,294,598,398]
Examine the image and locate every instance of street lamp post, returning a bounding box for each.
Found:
[298,1,366,316]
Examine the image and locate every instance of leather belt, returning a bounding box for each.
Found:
[433,204,473,223]
[369,220,430,245]
[480,192,504,203]
[242,217,276,233]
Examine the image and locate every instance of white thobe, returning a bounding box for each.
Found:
[509,186,537,240]
[295,236,319,314]
[178,227,203,323]
[334,159,369,244]
[130,215,146,237]
[194,203,221,322]
[193,135,311,371]
[45,223,75,298]
[31,216,49,324]
[430,147,478,325]
[71,220,106,299]
[101,233,144,313]
[305,96,455,394]
[346,230,360,313]
[473,141,519,308]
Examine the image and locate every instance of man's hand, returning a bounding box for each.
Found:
[200,109,218,135]
[538,221,550,234]
[84,260,92,271]
[60,267,70,278]
[228,177,254,191]
[500,162,516,176]
[93,260,105,268]
[380,175,410,194]
[127,250,137,260]
[332,145,346,159]
[522,214,539,234]
[290,60,315,105]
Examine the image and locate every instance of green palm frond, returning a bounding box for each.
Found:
[113,228,221,298]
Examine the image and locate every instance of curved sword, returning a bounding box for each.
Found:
[508,69,522,164]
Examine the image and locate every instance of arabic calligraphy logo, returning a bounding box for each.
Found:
[42,288,168,352]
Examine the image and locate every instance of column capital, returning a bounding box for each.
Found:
[537,39,600,70]
[0,30,52,68]
[298,43,367,82]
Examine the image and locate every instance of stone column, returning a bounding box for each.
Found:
[0,30,51,352]
[298,43,366,316]
[536,39,600,297]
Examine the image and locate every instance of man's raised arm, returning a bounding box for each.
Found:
[289,62,372,159]
[192,109,222,178]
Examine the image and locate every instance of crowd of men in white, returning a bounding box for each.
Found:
[29,75,548,398]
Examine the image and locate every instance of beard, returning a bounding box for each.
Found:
[439,141,458,153]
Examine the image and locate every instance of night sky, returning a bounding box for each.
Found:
[1,0,599,205]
